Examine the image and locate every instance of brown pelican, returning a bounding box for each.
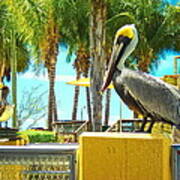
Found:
[101,24,180,132]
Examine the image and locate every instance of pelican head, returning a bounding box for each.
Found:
[101,24,138,92]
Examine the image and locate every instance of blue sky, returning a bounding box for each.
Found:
[167,0,179,5]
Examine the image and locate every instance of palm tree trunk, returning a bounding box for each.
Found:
[104,89,111,126]
[72,72,81,120]
[47,61,57,130]
[84,72,92,128]
[11,30,17,128]
[46,21,59,130]
[85,86,92,130]
[90,0,107,131]
[0,62,5,83]
[48,69,54,129]
[53,91,58,121]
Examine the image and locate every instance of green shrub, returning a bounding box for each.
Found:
[18,130,56,143]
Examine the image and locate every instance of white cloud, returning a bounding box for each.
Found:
[19,72,76,82]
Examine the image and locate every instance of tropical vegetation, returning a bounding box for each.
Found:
[0,0,179,132]
[18,129,56,143]
[59,0,92,123]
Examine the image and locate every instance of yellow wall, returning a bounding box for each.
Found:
[79,132,171,180]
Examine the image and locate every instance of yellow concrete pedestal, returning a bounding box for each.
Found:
[79,133,171,180]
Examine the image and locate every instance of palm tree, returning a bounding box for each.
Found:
[71,49,91,121]
[71,57,82,121]
[11,29,17,127]
[131,0,179,72]
[89,0,107,131]
[80,52,92,125]
[103,49,112,126]
[104,89,111,126]
[40,17,59,130]
[0,3,30,80]
[0,3,30,127]
[59,0,92,123]
[107,0,180,72]
[5,0,66,130]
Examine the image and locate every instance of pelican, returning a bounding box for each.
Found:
[101,24,180,132]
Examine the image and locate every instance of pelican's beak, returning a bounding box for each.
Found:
[101,43,123,92]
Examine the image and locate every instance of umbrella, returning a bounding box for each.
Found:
[66,77,114,89]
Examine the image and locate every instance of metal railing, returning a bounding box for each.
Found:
[53,120,90,143]
[172,144,180,180]
[0,144,78,180]
[106,118,145,132]
[53,120,87,134]
[74,121,89,141]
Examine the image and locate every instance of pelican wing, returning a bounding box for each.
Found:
[114,69,180,125]
[113,75,148,116]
